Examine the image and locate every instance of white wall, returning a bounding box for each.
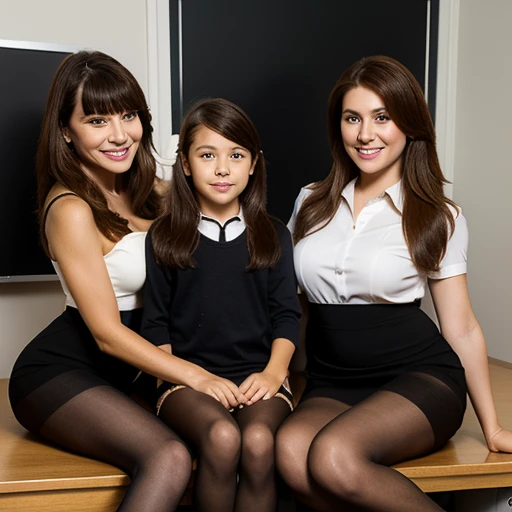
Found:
[452,0,512,361]
[0,0,150,379]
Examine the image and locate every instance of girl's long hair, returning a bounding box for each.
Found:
[294,55,456,273]
[37,50,160,256]
[151,98,280,270]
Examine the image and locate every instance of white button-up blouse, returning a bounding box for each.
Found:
[287,179,468,305]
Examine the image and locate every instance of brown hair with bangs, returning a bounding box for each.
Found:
[151,98,280,270]
[36,50,160,256]
[293,55,456,274]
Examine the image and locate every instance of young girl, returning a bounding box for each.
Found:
[276,55,512,511]
[141,98,301,512]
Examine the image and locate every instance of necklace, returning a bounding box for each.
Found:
[364,192,386,207]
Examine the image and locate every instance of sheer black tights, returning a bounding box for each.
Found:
[277,379,461,511]
[38,384,192,512]
[158,387,290,512]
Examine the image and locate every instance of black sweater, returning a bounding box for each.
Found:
[141,222,301,383]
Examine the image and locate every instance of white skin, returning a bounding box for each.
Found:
[177,125,296,406]
[340,86,512,452]
[49,93,247,409]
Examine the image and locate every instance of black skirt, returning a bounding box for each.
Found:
[302,302,467,446]
[9,307,145,432]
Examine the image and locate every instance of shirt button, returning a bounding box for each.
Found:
[335,268,343,275]
[340,296,346,302]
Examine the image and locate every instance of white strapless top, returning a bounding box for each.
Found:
[52,231,147,311]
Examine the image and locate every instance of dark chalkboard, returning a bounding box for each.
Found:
[170,0,439,221]
[0,41,74,282]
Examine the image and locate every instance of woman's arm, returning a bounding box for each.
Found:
[429,274,512,452]
[47,196,245,407]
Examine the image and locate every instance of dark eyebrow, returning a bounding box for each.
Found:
[194,145,249,152]
[342,107,387,115]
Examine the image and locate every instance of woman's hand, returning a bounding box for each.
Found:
[192,372,247,410]
[239,371,282,406]
[486,427,512,453]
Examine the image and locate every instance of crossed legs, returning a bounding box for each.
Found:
[277,374,463,511]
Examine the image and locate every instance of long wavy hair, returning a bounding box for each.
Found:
[37,50,160,256]
[293,55,456,273]
[151,98,280,270]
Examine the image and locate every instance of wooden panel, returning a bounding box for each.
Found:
[0,487,125,512]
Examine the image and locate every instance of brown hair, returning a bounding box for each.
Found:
[36,50,160,256]
[294,55,456,273]
[151,98,280,270]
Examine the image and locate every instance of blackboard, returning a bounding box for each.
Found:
[0,41,74,282]
[170,0,439,221]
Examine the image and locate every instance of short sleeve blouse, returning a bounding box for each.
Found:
[288,179,468,305]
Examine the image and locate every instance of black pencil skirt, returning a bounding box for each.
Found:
[301,302,467,448]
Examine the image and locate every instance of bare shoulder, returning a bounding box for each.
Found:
[45,190,94,231]
[44,188,102,260]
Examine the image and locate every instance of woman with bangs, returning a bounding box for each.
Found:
[276,55,512,511]
[8,51,195,511]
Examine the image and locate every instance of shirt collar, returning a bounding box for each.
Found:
[200,206,245,225]
[384,180,404,213]
[342,178,404,214]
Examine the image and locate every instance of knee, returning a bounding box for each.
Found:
[308,434,367,502]
[144,438,193,486]
[241,424,275,473]
[203,419,241,468]
[157,438,193,472]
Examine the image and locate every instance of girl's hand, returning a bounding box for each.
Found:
[193,373,247,410]
[239,371,282,406]
[486,427,512,453]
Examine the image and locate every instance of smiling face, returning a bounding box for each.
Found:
[341,86,407,184]
[182,125,255,222]
[62,92,143,181]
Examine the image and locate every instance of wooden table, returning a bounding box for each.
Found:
[0,379,128,511]
[1,362,512,510]
[393,361,512,492]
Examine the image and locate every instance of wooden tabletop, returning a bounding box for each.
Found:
[1,362,512,495]
[392,362,512,492]
[0,379,129,494]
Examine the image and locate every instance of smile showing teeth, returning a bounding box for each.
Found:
[103,149,128,156]
[357,148,381,155]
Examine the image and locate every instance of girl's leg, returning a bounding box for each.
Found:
[276,397,351,510]
[231,396,290,512]
[158,387,241,512]
[35,383,192,512]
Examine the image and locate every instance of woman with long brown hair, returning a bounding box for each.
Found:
[276,55,512,511]
[141,98,301,512]
[7,51,220,511]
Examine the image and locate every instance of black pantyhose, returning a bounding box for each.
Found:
[158,387,290,512]
[277,374,463,512]
[35,383,192,512]
[233,396,290,512]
